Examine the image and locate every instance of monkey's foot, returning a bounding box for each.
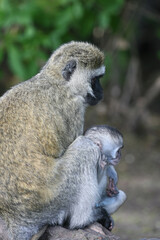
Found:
[108,220,114,231]
[105,213,114,231]
[99,216,114,231]
[98,209,114,232]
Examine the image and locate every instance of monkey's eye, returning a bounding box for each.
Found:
[91,74,104,82]
[116,149,121,159]
[98,74,105,78]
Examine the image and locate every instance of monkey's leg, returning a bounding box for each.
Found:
[97,190,127,216]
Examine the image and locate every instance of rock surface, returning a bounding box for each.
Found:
[39,223,120,240]
[1,219,159,240]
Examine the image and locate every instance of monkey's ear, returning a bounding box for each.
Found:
[62,60,77,81]
[93,139,102,149]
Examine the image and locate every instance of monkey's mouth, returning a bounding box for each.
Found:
[110,150,121,166]
[100,154,120,167]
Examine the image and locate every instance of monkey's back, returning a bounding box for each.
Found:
[0,76,84,215]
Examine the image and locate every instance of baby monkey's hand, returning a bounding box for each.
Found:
[106,178,119,197]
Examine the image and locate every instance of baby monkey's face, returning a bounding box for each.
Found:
[99,134,123,167]
[84,127,123,169]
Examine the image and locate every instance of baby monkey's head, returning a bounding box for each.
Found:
[85,125,123,166]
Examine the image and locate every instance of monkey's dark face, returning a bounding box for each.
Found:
[85,75,103,106]
[62,59,105,105]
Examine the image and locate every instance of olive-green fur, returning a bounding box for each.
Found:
[0,41,104,240]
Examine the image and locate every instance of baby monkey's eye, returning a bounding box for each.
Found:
[116,149,121,158]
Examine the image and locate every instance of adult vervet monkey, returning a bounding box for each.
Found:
[0,42,106,240]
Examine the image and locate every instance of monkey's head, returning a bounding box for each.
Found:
[85,125,124,166]
[42,41,105,106]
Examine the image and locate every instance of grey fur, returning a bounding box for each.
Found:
[84,125,126,215]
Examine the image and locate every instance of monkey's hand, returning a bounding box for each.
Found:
[106,178,119,197]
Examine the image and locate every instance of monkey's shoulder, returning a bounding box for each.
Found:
[68,136,101,158]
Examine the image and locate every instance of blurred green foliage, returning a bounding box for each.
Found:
[0,0,124,81]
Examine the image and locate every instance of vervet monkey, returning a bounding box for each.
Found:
[84,125,127,227]
[0,42,106,240]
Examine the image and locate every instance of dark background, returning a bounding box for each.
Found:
[0,0,160,239]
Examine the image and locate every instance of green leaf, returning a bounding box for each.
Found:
[7,45,25,80]
[98,13,110,29]
[0,46,4,63]
[72,1,83,19]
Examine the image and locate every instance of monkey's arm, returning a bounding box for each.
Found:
[53,136,113,230]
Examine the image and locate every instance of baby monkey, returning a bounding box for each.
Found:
[85,125,123,198]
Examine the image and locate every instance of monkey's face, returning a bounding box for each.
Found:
[98,143,122,170]
[99,147,122,170]
[62,60,105,106]
[85,73,104,106]
[102,137,123,166]
[107,148,122,166]
[46,41,105,105]
[84,65,105,106]
[92,132,123,168]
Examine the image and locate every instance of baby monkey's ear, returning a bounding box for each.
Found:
[94,140,102,150]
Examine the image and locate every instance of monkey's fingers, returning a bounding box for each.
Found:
[106,188,114,197]
[111,182,119,195]
[104,213,114,231]
[113,188,119,195]
[108,219,114,231]
[106,188,119,197]
[108,178,115,192]
[107,178,112,190]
